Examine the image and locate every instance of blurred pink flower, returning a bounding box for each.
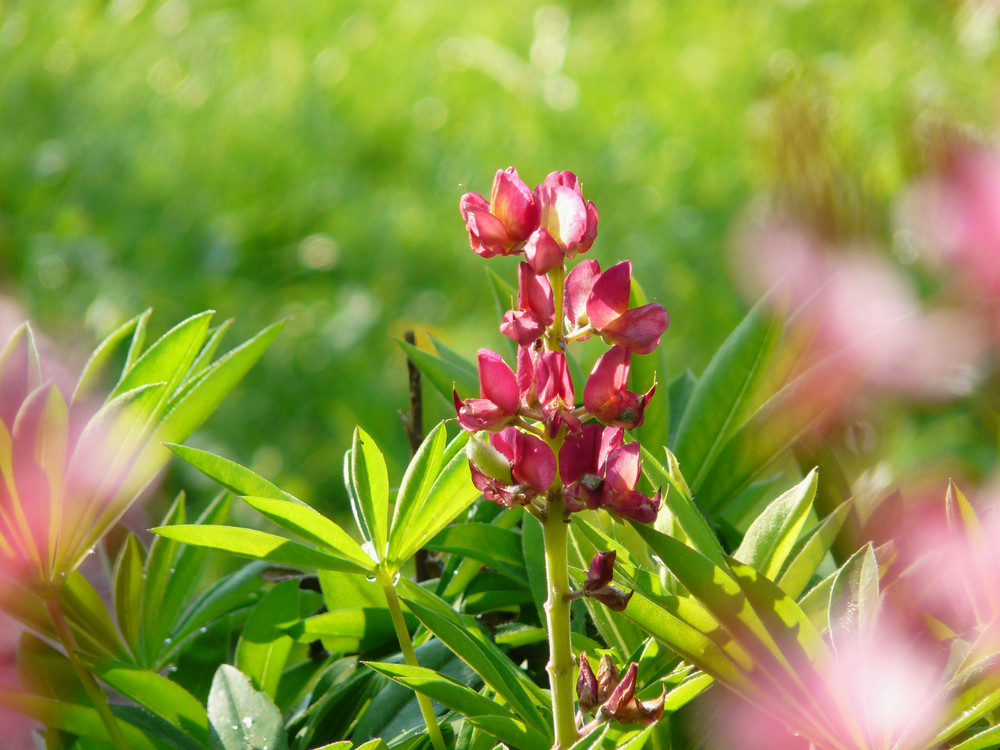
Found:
[735,219,986,425]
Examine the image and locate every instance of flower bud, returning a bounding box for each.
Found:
[466,433,513,485]
[576,652,599,712]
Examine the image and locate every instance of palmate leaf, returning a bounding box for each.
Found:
[72,309,149,403]
[828,543,880,654]
[151,524,373,574]
[775,500,851,600]
[113,533,145,659]
[733,469,818,580]
[396,578,551,740]
[425,523,527,585]
[207,665,289,750]
[671,300,782,493]
[168,444,288,501]
[350,427,390,562]
[286,607,405,654]
[236,579,300,698]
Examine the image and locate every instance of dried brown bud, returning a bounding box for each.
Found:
[585,550,616,591]
[596,653,619,703]
[576,652,599,711]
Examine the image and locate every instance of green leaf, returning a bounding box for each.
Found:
[666,370,697,448]
[934,653,1000,745]
[466,716,550,750]
[287,607,403,653]
[111,310,213,401]
[397,337,478,403]
[207,664,289,750]
[390,436,479,566]
[828,543,880,653]
[946,481,999,626]
[152,524,373,574]
[425,523,526,584]
[350,427,390,562]
[775,500,851,600]
[151,319,287,455]
[142,492,185,664]
[240,495,375,572]
[396,579,551,739]
[671,301,781,492]
[365,662,515,722]
[236,579,300,698]
[168,444,286,501]
[58,570,128,659]
[388,423,449,563]
[733,469,817,580]
[17,633,85,703]
[170,560,269,647]
[113,534,145,659]
[72,310,148,404]
[521,514,547,620]
[642,445,725,568]
[0,691,160,750]
[947,724,1000,750]
[84,657,209,742]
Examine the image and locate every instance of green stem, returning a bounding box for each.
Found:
[545,263,566,352]
[542,496,577,748]
[381,580,448,750]
[45,597,129,750]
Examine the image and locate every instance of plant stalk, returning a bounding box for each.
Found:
[542,495,577,748]
[544,263,566,352]
[381,580,447,750]
[45,597,129,750]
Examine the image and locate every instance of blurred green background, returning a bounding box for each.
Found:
[1,0,998,515]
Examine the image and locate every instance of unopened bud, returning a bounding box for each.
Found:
[576,652,599,712]
[596,654,619,703]
[466,433,513,484]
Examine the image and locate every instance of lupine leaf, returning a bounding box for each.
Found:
[934,653,1000,745]
[641,445,725,568]
[350,427,389,562]
[0,691,160,750]
[946,481,999,626]
[169,560,269,647]
[365,662,515,722]
[671,301,782,492]
[568,723,609,750]
[142,492,185,664]
[168,444,287,501]
[397,337,478,403]
[58,570,128,659]
[16,633,85,703]
[775,500,851,600]
[72,310,149,403]
[734,469,818,580]
[948,723,1000,750]
[113,534,145,659]
[396,578,551,738]
[390,437,479,565]
[236,579,300,697]
[465,715,550,750]
[83,657,209,742]
[666,370,697,448]
[828,543,880,654]
[240,495,374,571]
[152,525,373,574]
[285,607,404,653]
[207,664,289,750]
[425,523,527,584]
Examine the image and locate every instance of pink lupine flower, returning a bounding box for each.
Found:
[564,259,601,336]
[500,263,555,345]
[559,425,659,522]
[602,440,660,523]
[460,167,539,258]
[468,427,556,508]
[453,349,520,431]
[524,171,599,274]
[584,346,656,429]
[587,261,670,355]
[535,350,581,435]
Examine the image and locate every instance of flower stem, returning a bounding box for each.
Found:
[545,263,566,352]
[45,597,129,750]
[381,580,448,750]
[542,495,577,747]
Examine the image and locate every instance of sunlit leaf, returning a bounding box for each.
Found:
[207,664,289,750]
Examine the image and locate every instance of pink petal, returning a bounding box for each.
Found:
[602,303,670,355]
[455,397,512,432]
[536,350,574,407]
[477,349,519,415]
[517,262,555,322]
[597,426,625,475]
[540,184,588,250]
[588,261,633,330]
[559,423,604,484]
[500,310,546,346]
[584,346,630,415]
[543,170,582,195]
[585,550,616,591]
[574,201,599,255]
[490,167,539,242]
[603,441,639,492]
[565,259,601,330]
[516,346,538,408]
[524,227,565,275]
[606,488,659,524]
[511,431,556,494]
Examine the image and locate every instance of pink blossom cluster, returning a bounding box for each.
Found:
[455,168,669,523]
